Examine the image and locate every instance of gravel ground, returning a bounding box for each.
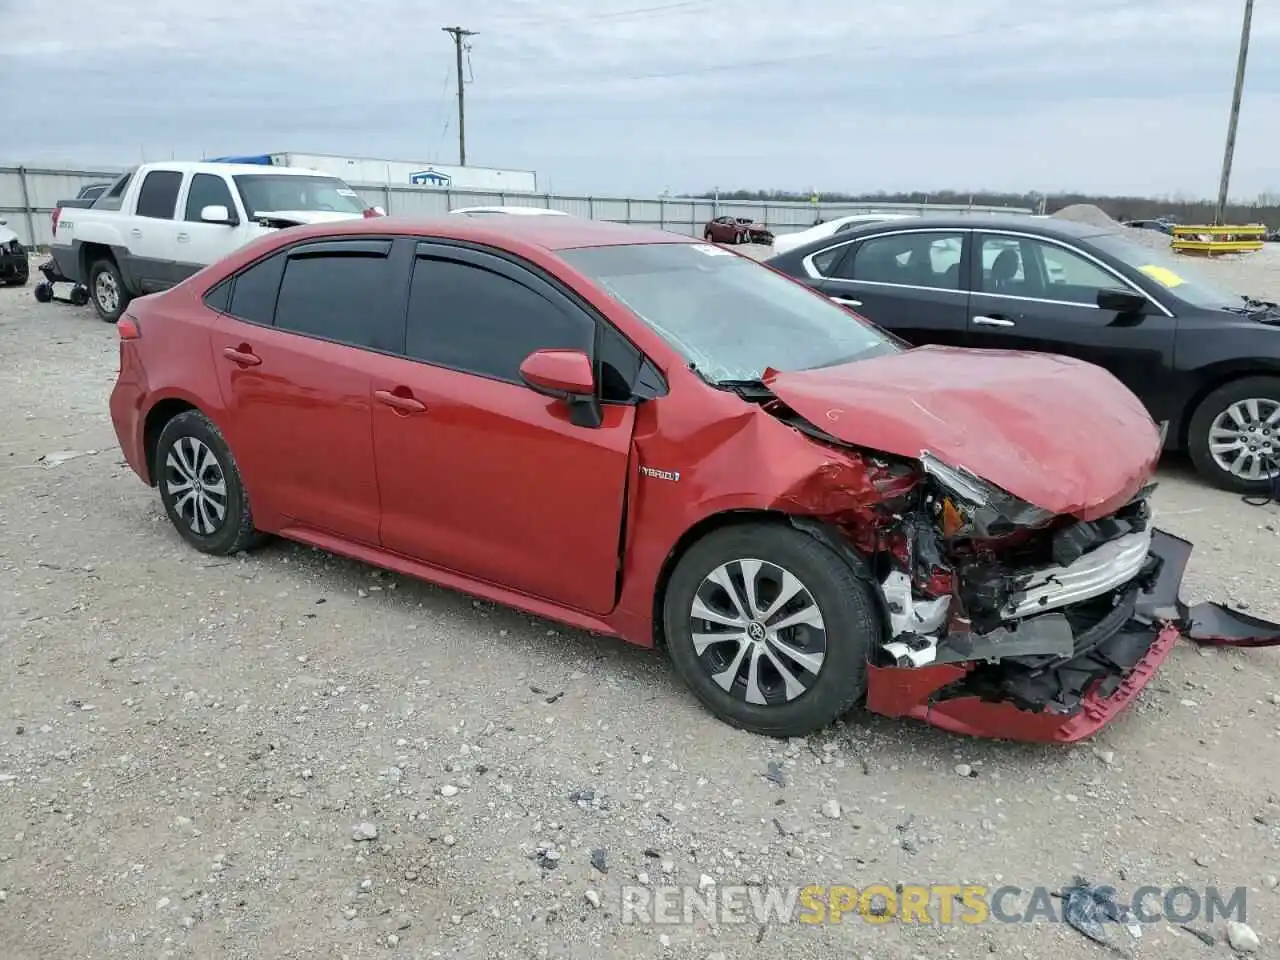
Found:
[3,249,1280,960]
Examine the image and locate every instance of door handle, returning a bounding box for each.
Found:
[129,228,142,238]
[176,233,190,242]
[375,389,427,414]
[830,296,862,307]
[222,345,262,366]
[972,315,1016,327]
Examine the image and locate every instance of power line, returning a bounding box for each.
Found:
[442,26,478,166]
[1215,0,1254,224]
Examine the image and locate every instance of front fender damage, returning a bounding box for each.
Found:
[745,390,1280,744]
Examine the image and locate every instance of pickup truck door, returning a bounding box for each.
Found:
[126,168,186,291]
[173,172,256,280]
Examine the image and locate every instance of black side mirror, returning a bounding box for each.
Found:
[1097,288,1147,319]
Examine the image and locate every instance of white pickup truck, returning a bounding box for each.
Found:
[50,161,382,321]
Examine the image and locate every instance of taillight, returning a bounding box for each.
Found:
[118,314,141,340]
[51,207,61,233]
[362,207,384,218]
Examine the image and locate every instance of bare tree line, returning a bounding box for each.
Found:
[688,189,1280,225]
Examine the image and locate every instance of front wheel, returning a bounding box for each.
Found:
[88,258,130,323]
[155,410,264,555]
[1187,376,1280,494]
[662,524,880,737]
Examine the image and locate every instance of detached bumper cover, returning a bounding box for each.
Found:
[866,528,1280,743]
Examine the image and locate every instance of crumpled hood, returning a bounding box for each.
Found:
[763,345,1161,518]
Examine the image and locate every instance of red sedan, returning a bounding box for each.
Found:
[108,216,1273,741]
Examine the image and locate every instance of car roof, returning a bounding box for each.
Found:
[261,214,695,252]
[836,212,1118,239]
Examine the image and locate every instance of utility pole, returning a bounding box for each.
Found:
[1215,0,1254,224]
[441,26,477,166]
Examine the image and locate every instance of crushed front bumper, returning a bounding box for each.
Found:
[866,528,1280,742]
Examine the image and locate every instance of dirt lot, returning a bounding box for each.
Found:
[3,249,1280,960]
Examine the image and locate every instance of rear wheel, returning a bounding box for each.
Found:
[155,410,264,555]
[88,257,130,323]
[662,524,880,737]
[1187,376,1280,494]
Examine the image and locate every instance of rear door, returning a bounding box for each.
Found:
[363,241,638,616]
[964,231,1177,412]
[127,168,186,290]
[811,227,972,346]
[208,236,408,544]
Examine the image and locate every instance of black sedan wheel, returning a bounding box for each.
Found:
[662,524,880,737]
[1188,376,1280,494]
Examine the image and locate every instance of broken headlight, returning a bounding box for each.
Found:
[920,451,1057,538]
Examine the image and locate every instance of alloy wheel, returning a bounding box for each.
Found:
[163,436,228,535]
[94,271,119,315]
[1208,397,1280,481]
[688,558,827,706]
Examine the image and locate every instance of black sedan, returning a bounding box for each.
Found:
[765,214,1280,494]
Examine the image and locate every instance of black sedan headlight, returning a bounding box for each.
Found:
[920,451,1057,538]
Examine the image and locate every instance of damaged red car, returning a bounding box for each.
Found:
[109,216,1276,742]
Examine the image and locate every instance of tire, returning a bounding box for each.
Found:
[69,286,90,307]
[155,410,264,555]
[5,273,28,287]
[88,257,130,323]
[1187,375,1280,494]
[662,524,881,737]
[34,282,54,303]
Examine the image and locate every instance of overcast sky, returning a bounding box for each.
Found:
[2,0,1277,200]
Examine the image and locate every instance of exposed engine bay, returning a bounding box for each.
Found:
[735,378,1280,741]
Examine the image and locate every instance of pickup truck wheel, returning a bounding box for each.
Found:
[155,410,264,555]
[662,524,879,738]
[88,258,130,323]
[1188,376,1280,494]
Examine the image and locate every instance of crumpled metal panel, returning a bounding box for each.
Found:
[763,345,1161,519]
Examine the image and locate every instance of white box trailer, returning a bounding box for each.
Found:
[208,152,539,193]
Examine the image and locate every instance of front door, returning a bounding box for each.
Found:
[208,237,408,544]
[964,232,1177,416]
[366,242,635,616]
[814,228,972,347]
[174,172,255,281]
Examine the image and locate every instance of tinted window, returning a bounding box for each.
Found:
[560,243,896,384]
[204,279,232,313]
[135,170,183,220]
[184,174,236,222]
[406,257,593,382]
[227,254,285,325]
[105,174,131,199]
[274,245,397,349]
[979,235,1127,304]
[842,232,964,290]
[810,245,849,276]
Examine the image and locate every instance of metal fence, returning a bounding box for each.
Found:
[0,163,1033,249]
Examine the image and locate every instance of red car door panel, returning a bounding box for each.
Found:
[210,314,381,544]
[207,239,404,545]
[367,242,635,616]
[368,358,634,614]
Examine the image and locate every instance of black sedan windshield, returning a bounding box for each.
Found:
[560,243,898,383]
[1089,233,1242,310]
